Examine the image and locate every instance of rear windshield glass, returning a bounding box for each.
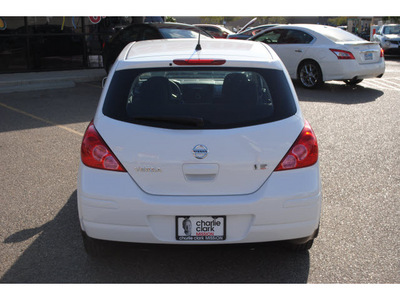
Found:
[103,68,297,129]
[314,27,365,42]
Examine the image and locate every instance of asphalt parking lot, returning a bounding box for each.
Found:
[0,56,399,284]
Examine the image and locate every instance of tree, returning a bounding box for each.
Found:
[257,17,287,24]
[200,17,241,24]
[166,17,176,22]
[327,17,348,26]
[382,16,400,23]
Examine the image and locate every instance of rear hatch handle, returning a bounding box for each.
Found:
[183,164,219,181]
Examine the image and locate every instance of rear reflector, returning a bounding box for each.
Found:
[173,59,226,65]
[275,120,318,171]
[81,121,126,172]
[330,48,355,60]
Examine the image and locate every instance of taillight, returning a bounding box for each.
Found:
[275,120,318,171]
[380,48,384,57]
[330,48,355,60]
[173,59,226,65]
[81,121,126,172]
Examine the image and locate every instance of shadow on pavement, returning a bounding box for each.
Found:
[1,191,310,283]
[294,81,384,104]
[0,82,101,134]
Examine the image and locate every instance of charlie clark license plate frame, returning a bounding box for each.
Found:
[176,216,226,241]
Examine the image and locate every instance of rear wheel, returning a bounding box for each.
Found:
[298,60,323,89]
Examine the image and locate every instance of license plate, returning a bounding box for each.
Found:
[364,52,373,60]
[176,216,226,241]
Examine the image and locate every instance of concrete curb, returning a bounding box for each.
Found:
[0,69,107,94]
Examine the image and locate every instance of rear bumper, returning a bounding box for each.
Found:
[321,59,385,81]
[78,161,322,245]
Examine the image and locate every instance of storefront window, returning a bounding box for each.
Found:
[0,17,28,72]
[0,16,134,73]
[26,17,84,70]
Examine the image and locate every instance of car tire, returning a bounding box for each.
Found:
[81,229,113,257]
[286,239,314,252]
[284,225,319,252]
[298,60,324,89]
[343,78,363,85]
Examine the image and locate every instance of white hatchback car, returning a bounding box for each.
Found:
[250,24,385,88]
[78,38,321,256]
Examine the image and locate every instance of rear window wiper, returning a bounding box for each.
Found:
[133,116,205,128]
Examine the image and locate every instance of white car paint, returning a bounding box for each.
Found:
[251,24,385,87]
[78,39,321,253]
[372,24,400,54]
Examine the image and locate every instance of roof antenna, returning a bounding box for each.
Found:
[195,29,202,51]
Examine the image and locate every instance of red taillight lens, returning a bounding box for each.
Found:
[173,59,226,65]
[81,121,126,172]
[380,48,384,57]
[330,48,355,60]
[275,120,318,171]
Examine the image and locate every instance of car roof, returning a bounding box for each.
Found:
[195,24,224,27]
[256,23,339,32]
[194,24,230,29]
[146,22,200,28]
[244,24,278,31]
[120,22,209,31]
[250,24,343,39]
[114,22,214,39]
[115,39,282,70]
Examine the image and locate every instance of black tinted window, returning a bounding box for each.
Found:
[254,29,313,44]
[114,26,141,44]
[142,27,162,40]
[103,68,297,129]
[253,29,283,43]
[281,29,314,44]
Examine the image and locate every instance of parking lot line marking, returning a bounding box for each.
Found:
[0,102,84,137]
[384,80,400,88]
[362,79,400,92]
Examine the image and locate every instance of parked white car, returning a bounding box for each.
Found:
[372,24,400,54]
[78,38,321,256]
[250,24,385,88]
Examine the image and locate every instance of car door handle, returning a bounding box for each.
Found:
[295,49,303,53]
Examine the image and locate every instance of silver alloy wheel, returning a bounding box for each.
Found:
[299,62,321,88]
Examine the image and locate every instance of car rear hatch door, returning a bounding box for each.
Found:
[95,115,303,196]
[97,63,301,196]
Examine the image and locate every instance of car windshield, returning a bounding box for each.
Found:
[159,28,212,39]
[103,68,297,129]
[312,26,365,42]
[383,25,400,34]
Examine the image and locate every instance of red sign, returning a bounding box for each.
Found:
[89,17,102,24]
